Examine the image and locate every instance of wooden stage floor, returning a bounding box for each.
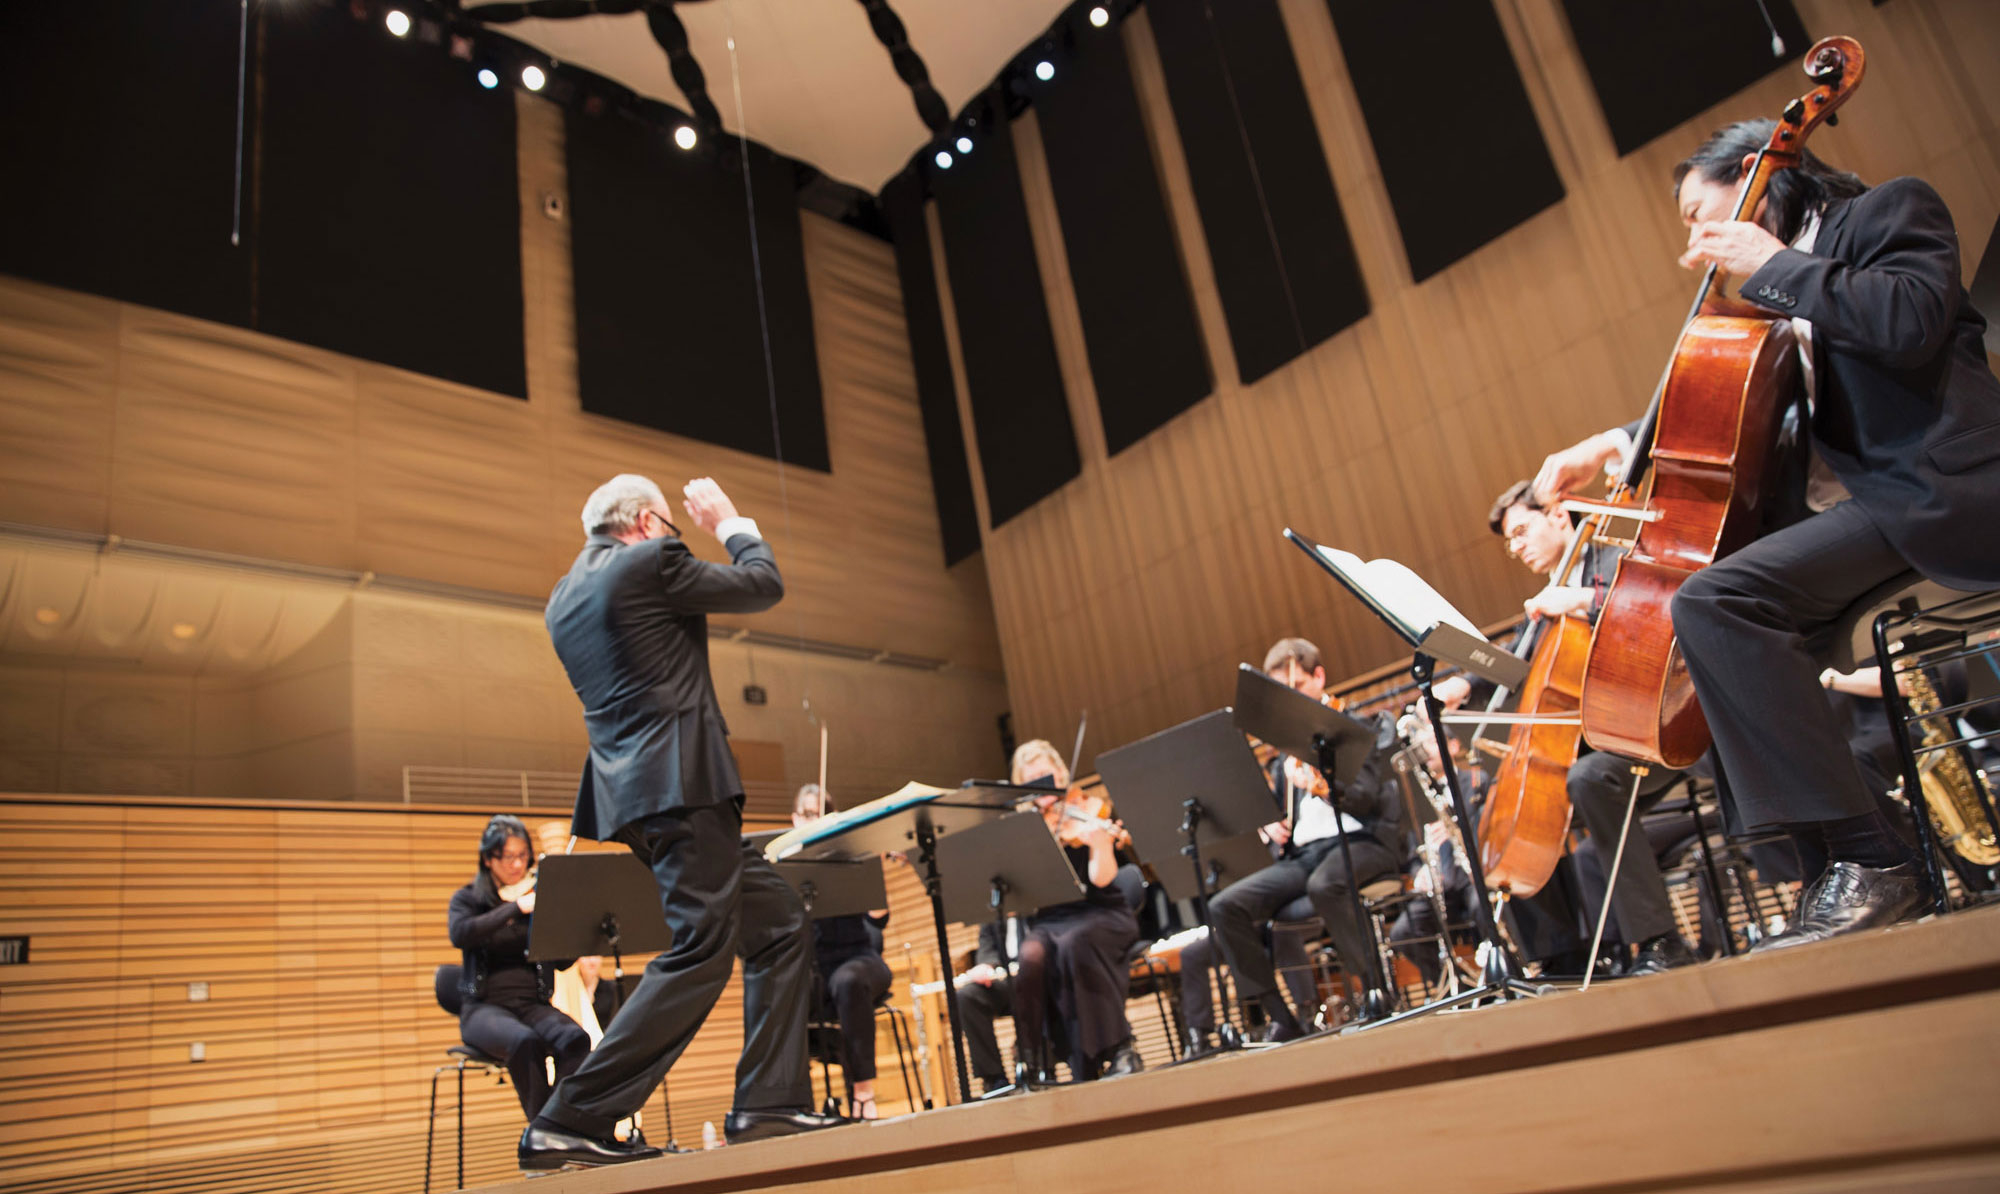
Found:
[476,907,2000,1194]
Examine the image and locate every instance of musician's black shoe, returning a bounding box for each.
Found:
[1627,933,1698,976]
[1182,1029,1217,1060]
[1255,1016,1304,1045]
[518,1120,663,1170]
[1101,1039,1145,1077]
[1751,861,1925,954]
[722,1108,852,1144]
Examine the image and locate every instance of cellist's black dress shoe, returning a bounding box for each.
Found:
[518,1120,663,1169]
[1751,861,1925,954]
[722,1107,852,1143]
[1181,1029,1218,1060]
[1627,933,1699,975]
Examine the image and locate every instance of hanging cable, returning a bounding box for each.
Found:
[1198,0,1308,354]
[721,2,819,763]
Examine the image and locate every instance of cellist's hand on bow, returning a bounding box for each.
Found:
[1432,675,1472,710]
[1678,219,1786,280]
[1531,432,1623,506]
[1524,585,1594,622]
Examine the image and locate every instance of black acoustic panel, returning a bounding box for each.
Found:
[1034,13,1212,456]
[1147,0,1368,385]
[0,0,249,327]
[1329,0,1565,283]
[931,91,1080,528]
[566,110,828,470]
[1562,0,1809,157]
[259,4,525,397]
[881,174,983,566]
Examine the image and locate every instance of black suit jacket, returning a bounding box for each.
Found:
[1743,177,2000,591]
[546,531,783,840]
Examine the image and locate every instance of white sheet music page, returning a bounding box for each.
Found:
[1312,546,1487,645]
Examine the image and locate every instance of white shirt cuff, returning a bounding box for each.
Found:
[714,516,761,543]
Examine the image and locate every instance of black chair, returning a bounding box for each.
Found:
[808,993,923,1116]
[427,964,509,1194]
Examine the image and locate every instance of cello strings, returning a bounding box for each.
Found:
[721,3,819,760]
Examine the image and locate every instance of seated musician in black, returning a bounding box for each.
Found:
[791,784,893,1119]
[955,916,1019,1094]
[1532,122,2000,946]
[1487,482,1697,974]
[447,814,591,1122]
[1010,739,1143,1082]
[1208,638,1404,1041]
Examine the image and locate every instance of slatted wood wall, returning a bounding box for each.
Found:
[935,0,2000,771]
[0,795,994,1194]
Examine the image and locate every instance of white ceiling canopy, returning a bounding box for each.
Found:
[463,0,1075,193]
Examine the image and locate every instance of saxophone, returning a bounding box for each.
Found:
[1898,668,1999,866]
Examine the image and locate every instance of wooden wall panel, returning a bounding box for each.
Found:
[0,797,975,1193]
[939,0,2000,762]
[0,92,1001,677]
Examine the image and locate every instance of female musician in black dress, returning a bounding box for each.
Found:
[793,785,894,1118]
[1009,740,1143,1083]
[447,814,591,1122]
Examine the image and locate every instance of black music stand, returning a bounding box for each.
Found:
[1096,710,1282,946]
[774,792,1009,1106]
[773,857,890,921]
[529,853,683,1150]
[935,810,1085,1094]
[1285,528,1547,1027]
[767,852,889,1115]
[1232,665,1397,1024]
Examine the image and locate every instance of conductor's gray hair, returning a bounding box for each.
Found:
[581,474,667,535]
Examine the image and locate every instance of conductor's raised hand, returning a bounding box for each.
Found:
[681,477,739,537]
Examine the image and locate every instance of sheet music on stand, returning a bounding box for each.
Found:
[1284,529,1527,691]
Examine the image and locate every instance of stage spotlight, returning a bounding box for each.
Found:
[477,67,499,89]
[1034,60,1054,82]
[955,135,972,154]
[674,125,698,150]
[385,9,410,37]
[1089,6,1110,27]
[934,150,953,169]
[521,64,546,91]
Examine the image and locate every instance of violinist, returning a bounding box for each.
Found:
[1208,638,1402,1041]
[1535,121,2000,948]
[1009,739,1144,1083]
[1488,483,1697,975]
[793,784,894,1118]
[447,814,592,1124]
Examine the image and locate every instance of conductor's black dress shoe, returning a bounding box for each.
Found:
[518,1120,663,1170]
[722,1107,852,1143]
[1627,933,1699,976]
[1751,861,1925,954]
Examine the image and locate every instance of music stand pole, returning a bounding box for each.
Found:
[1352,655,1546,1031]
[915,819,975,1107]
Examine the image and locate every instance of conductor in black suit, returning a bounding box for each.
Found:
[519,474,845,1170]
[1534,120,2000,951]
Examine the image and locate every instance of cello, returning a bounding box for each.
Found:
[1579,37,1865,769]
[1473,521,1599,897]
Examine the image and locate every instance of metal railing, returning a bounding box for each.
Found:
[401,766,576,809]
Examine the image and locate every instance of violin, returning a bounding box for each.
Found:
[1042,788,1131,849]
[1578,38,1865,768]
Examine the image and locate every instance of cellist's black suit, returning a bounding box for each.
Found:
[1672,178,2000,833]
[535,528,809,1138]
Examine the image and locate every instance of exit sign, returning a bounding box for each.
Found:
[0,937,26,965]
